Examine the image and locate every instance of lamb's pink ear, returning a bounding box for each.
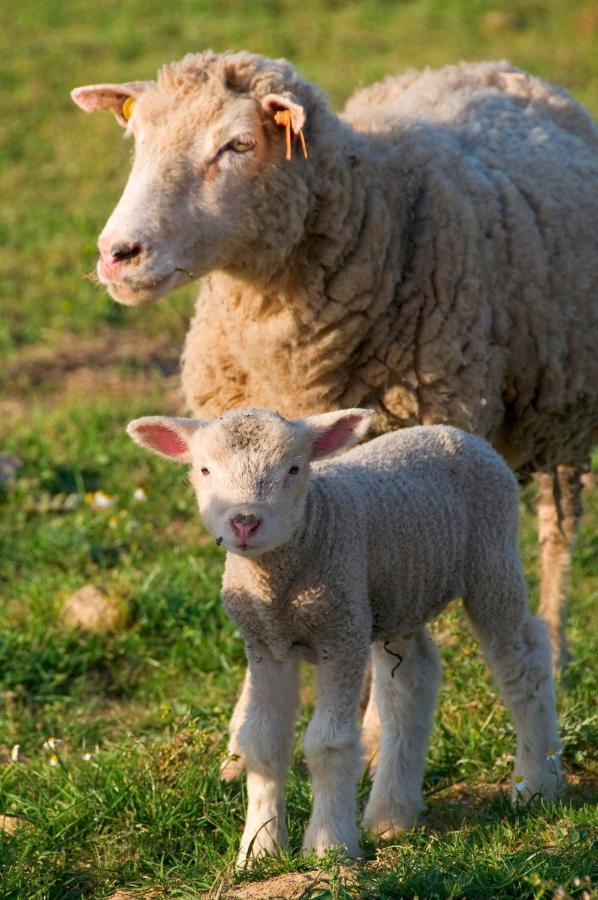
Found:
[126,416,206,464]
[262,93,306,134]
[304,409,373,460]
[71,81,150,127]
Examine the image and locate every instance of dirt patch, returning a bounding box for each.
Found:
[0,814,26,836]
[8,329,180,389]
[4,328,183,418]
[61,584,128,635]
[213,865,358,899]
[419,770,598,833]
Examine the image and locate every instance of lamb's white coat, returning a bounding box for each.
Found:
[127,408,562,863]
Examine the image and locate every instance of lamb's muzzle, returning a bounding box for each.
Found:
[229,513,262,545]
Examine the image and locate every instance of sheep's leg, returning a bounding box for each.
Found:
[464,562,563,801]
[236,646,300,867]
[536,465,583,672]
[363,630,441,837]
[361,668,381,775]
[220,670,250,781]
[302,649,368,858]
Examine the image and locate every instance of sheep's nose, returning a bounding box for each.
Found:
[230,513,261,542]
[109,241,142,262]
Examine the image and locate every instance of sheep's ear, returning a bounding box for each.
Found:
[126,416,206,464]
[71,82,150,127]
[262,93,306,134]
[303,409,373,460]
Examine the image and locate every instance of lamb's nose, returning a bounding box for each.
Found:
[230,513,261,542]
[110,241,142,262]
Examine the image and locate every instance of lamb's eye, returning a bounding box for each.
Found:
[200,467,210,476]
[227,137,256,153]
[288,465,299,475]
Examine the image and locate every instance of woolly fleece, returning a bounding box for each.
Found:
[175,54,598,479]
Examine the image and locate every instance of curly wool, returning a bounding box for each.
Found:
[181,56,598,477]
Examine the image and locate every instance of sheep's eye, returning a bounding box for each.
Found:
[200,467,210,476]
[288,465,299,475]
[227,137,256,153]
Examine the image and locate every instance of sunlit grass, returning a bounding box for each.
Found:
[1,1,596,896]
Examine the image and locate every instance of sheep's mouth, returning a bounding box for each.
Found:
[97,265,183,307]
[227,539,270,557]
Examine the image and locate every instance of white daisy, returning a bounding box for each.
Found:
[86,490,117,510]
[514,773,527,792]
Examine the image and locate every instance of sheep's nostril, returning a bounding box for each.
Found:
[110,242,143,263]
[230,514,261,541]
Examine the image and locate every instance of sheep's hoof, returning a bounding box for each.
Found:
[219,752,246,781]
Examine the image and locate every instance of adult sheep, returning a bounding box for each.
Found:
[71,51,598,672]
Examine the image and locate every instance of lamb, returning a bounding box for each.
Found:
[72,52,598,673]
[126,406,563,864]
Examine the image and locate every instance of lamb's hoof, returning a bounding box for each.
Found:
[235,849,265,869]
[302,831,362,860]
[363,804,421,839]
[365,819,411,840]
[219,752,245,781]
[235,836,283,869]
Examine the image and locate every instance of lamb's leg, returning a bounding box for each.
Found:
[220,670,250,781]
[536,465,583,672]
[302,649,368,858]
[464,562,563,801]
[236,646,300,867]
[363,629,441,837]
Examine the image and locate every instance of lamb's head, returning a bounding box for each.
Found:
[127,407,372,556]
[72,51,327,306]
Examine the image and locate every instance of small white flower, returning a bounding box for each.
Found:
[82,752,94,762]
[10,744,20,763]
[546,747,561,762]
[86,491,117,510]
[133,487,147,502]
[514,773,527,792]
[49,754,59,767]
[43,736,63,750]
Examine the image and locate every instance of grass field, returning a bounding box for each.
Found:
[1,1,597,897]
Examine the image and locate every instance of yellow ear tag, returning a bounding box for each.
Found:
[122,96,136,121]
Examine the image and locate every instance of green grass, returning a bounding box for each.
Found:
[1,1,597,897]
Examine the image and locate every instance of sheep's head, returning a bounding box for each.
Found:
[72,51,323,306]
[127,407,372,556]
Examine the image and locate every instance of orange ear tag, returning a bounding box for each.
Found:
[274,109,308,161]
[122,96,136,121]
